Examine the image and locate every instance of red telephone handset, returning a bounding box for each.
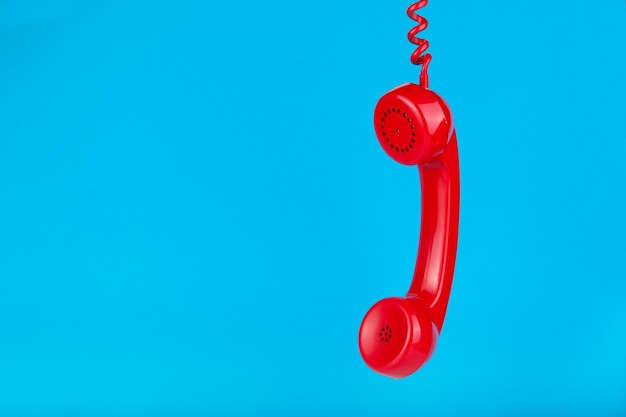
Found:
[358,1,460,379]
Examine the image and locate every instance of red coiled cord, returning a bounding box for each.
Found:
[407,1,432,88]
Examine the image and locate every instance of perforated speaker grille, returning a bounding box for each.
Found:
[380,107,417,153]
[379,325,393,343]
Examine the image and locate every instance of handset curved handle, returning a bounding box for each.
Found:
[408,131,459,332]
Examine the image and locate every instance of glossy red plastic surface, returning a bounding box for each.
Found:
[359,83,459,378]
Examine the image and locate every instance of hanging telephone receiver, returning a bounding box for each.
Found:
[358,0,460,379]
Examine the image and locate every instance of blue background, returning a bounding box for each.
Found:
[1,1,625,415]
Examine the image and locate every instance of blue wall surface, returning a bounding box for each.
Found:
[1,1,625,416]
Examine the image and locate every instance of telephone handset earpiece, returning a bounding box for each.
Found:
[358,1,460,379]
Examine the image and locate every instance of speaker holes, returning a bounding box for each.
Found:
[380,326,392,342]
[380,107,418,154]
